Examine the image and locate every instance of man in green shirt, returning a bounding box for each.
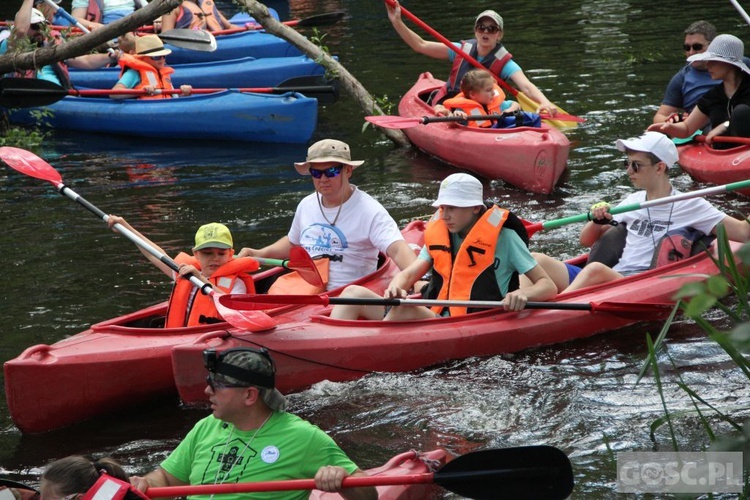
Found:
[129,348,376,500]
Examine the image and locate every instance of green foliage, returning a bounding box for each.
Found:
[0,109,52,149]
[362,94,396,133]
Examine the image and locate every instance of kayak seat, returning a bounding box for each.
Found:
[586,223,627,268]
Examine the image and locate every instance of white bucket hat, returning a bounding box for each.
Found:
[432,173,485,207]
[615,131,678,166]
[687,34,750,74]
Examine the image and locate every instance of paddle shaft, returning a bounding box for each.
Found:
[66,86,333,97]
[731,0,750,26]
[525,179,750,235]
[323,296,591,310]
[43,0,90,33]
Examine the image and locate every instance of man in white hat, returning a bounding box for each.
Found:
[330,173,557,320]
[385,2,558,116]
[526,132,750,293]
[239,139,417,291]
[649,34,750,146]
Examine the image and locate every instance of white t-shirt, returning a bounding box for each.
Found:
[612,190,726,274]
[288,186,404,290]
[71,0,145,12]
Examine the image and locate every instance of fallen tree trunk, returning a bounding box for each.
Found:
[0,0,180,76]
[236,0,410,147]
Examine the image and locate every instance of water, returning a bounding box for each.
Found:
[2,0,750,497]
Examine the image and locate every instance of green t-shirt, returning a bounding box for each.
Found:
[161,412,359,500]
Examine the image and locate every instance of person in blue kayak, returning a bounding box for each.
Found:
[160,0,238,32]
[330,173,557,320]
[129,348,377,500]
[386,2,558,116]
[110,34,192,99]
[523,131,750,293]
[72,0,146,31]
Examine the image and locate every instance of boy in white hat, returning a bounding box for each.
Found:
[330,173,557,320]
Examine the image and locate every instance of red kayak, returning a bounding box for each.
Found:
[397,72,570,194]
[677,142,750,196]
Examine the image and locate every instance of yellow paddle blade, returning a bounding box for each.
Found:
[517,91,579,129]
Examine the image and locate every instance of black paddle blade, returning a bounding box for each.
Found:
[159,29,217,52]
[277,75,339,105]
[435,446,574,500]
[296,12,345,27]
[0,77,68,108]
[0,478,38,492]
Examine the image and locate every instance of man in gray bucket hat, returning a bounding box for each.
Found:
[239,139,416,291]
[130,347,376,499]
[650,34,750,147]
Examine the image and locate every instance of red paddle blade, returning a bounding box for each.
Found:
[591,301,675,319]
[219,294,329,311]
[288,247,324,288]
[365,115,424,129]
[212,292,277,331]
[0,147,62,185]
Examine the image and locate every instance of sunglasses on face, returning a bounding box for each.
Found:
[623,159,656,173]
[475,24,500,34]
[29,23,44,30]
[309,165,344,179]
[150,55,166,60]
[683,43,705,52]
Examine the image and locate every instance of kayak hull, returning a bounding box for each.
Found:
[677,142,750,196]
[68,56,325,89]
[166,31,302,64]
[6,90,317,144]
[397,72,570,194]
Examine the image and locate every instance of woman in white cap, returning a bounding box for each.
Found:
[110,34,191,99]
[649,34,750,146]
[385,2,558,116]
[525,132,750,293]
[330,173,557,321]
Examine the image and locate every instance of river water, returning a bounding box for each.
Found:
[1,0,749,497]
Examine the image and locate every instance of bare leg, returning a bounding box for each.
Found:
[563,262,623,292]
[520,253,570,293]
[329,285,386,320]
[384,304,438,321]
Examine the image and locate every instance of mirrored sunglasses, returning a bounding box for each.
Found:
[309,165,344,179]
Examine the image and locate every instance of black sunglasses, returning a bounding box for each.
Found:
[683,43,705,52]
[309,165,344,179]
[29,23,44,30]
[623,159,656,173]
[475,24,500,34]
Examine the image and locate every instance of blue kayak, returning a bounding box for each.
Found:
[69,55,325,89]
[166,31,302,64]
[8,90,317,144]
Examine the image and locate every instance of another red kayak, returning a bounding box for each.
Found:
[397,72,570,194]
[677,142,750,196]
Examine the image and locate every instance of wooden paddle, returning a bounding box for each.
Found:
[212,12,346,36]
[146,445,574,499]
[383,0,582,128]
[366,112,584,130]
[219,293,674,317]
[0,76,339,108]
[0,147,277,333]
[523,179,750,237]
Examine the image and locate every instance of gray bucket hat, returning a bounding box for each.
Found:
[294,139,364,175]
[687,34,750,74]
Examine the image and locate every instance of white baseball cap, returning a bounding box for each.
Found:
[432,173,484,207]
[615,131,678,166]
[30,8,47,24]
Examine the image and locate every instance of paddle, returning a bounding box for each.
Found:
[731,0,750,26]
[146,445,574,499]
[383,0,581,128]
[366,112,584,130]
[523,179,750,237]
[0,76,339,108]
[212,12,346,36]
[0,147,276,333]
[254,247,324,289]
[219,293,673,317]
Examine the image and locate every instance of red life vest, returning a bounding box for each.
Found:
[442,84,506,128]
[165,253,259,328]
[117,53,175,99]
[175,0,224,31]
[424,205,509,316]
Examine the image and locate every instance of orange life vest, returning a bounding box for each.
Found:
[424,205,509,316]
[175,0,224,31]
[117,54,175,99]
[442,84,506,128]
[164,253,259,328]
[267,257,329,295]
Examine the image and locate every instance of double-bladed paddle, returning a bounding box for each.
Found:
[212,12,346,36]
[219,293,674,317]
[0,75,339,108]
[254,247,324,289]
[146,445,574,499]
[0,147,276,333]
[366,112,584,130]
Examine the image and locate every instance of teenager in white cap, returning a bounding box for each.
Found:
[330,173,557,320]
[131,347,376,500]
[526,132,750,293]
[649,34,750,146]
[239,139,416,291]
[385,2,558,116]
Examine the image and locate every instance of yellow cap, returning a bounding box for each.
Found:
[194,223,233,251]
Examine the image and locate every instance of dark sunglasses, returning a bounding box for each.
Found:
[683,43,705,52]
[29,23,44,30]
[623,159,656,173]
[150,55,166,60]
[309,165,344,179]
[475,24,500,34]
